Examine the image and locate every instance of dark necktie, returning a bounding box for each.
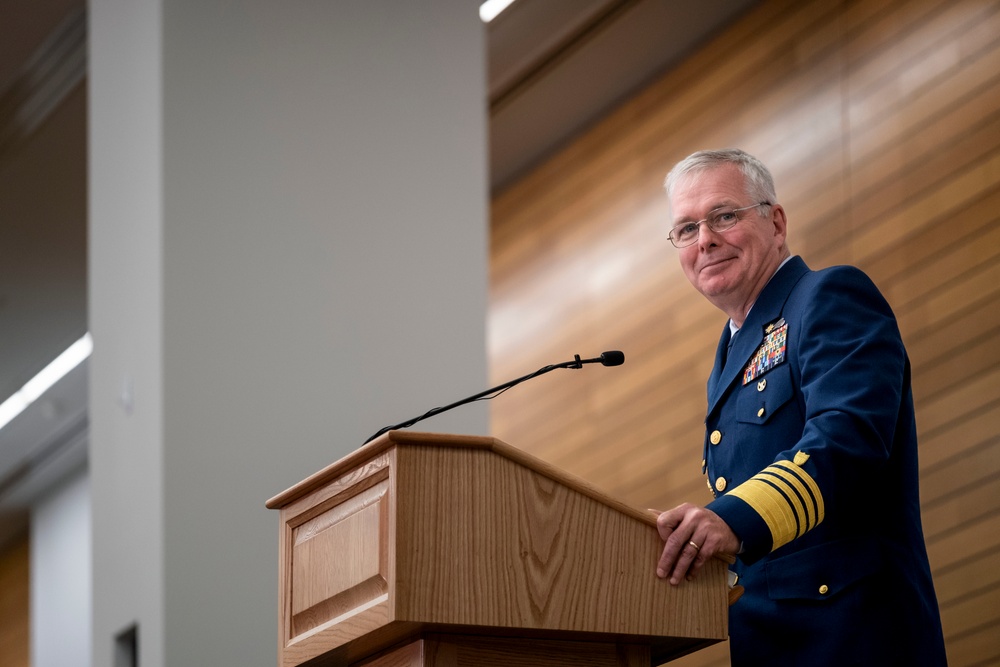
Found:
[726,328,739,366]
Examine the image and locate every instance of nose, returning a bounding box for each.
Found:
[696,221,722,248]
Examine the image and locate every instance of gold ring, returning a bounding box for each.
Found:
[688,540,701,551]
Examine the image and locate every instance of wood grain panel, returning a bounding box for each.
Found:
[846,2,999,125]
[946,629,1000,667]
[290,478,389,636]
[926,513,992,573]
[489,0,1000,664]
[940,582,1000,646]
[866,182,1000,292]
[359,635,653,667]
[0,535,29,667]
[392,444,727,643]
[934,549,1000,607]
[277,453,397,667]
[358,639,424,667]
[920,401,999,472]
[271,434,731,666]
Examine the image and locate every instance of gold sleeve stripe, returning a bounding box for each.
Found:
[726,459,825,551]
[728,478,801,547]
[772,460,824,526]
[762,465,819,530]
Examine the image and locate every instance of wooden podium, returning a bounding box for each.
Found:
[266,431,728,667]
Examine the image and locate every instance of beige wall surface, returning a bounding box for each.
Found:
[489,0,1000,664]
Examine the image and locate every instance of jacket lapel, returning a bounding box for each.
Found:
[706,323,731,402]
[707,256,810,414]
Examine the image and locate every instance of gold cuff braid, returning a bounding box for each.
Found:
[726,459,824,551]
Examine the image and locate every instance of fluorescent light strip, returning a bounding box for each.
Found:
[480,0,517,22]
[0,333,92,431]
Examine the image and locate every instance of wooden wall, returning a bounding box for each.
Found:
[488,0,1000,664]
[0,533,30,667]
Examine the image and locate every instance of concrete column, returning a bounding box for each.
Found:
[89,2,487,665]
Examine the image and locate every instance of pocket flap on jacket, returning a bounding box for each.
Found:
[737,363,794,425]
[765,538,882,601]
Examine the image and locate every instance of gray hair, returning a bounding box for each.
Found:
[664,149,777,206]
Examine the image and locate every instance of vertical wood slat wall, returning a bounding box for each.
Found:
[488,0,1000,664]
[0,535,30,667]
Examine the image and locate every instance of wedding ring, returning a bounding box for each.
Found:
[688,540,701,551]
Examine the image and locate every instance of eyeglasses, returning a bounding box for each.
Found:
[668,202,771,248]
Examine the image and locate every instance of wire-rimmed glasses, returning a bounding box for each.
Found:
[668,202,771,248]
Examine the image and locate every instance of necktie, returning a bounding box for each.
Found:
[726,329,739,366]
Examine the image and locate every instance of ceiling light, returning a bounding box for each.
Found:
[480,0,517,23]
[0,333,92,431]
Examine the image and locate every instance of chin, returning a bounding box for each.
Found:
[695,277,734,298]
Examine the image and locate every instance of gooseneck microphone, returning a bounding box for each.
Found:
[364,350,625,443]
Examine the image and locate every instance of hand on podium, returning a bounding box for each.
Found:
[651,503,740,585]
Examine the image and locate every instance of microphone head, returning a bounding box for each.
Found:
[600,350,625,367]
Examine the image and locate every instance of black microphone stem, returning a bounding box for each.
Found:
[363,353,617,444]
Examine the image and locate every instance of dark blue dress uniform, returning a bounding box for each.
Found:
[703,256,947,666]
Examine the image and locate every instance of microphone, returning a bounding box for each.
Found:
[364,350,625,443]
[593,350,625,367]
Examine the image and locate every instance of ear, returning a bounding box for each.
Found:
[769,204,788,247]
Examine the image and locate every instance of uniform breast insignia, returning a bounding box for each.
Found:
[743,318,787,385]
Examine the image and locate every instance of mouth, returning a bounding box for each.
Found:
[699,256,735,272]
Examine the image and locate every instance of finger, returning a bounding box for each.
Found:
[656,544,675,579]
[684,535,708,580]
[654,504,697,578]
[655,514,674,542]
[655,505,686,541]
[656,532,684,578]
[657,528,693,580]
[670,539,702,585]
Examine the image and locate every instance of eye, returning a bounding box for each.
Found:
[714,210,737,223]
[672,222,701,240]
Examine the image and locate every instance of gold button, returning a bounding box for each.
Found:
[757,407,765,418]
[715,476,727,492]
[819,584,829,595]
[757,379,767,392]
[710,430,722,445]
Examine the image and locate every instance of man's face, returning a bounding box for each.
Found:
[670,165,786,315]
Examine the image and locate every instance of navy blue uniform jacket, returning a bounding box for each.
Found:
[703,256,947,666]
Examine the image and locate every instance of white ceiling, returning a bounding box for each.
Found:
[0,0,758,545]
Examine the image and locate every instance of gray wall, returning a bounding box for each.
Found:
[31,468,92,667]
[89,2,488,665]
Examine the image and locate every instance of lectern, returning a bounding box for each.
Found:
[266,431,728,666]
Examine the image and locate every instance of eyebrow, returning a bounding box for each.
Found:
[674,201,737,224]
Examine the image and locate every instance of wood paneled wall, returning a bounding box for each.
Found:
[488,0,1000,664]
[0,534,30,667]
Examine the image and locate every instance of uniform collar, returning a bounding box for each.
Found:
[708,256,809,413]
[728,254,796,337]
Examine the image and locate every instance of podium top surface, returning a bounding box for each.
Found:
[265,430,654,529]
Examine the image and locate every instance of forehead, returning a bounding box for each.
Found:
[671,165,748,219]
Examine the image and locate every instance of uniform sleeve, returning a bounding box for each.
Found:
[707,267,908,562]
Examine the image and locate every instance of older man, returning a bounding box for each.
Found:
[655,149,947,665]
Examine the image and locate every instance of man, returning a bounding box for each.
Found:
[654,149,947,665]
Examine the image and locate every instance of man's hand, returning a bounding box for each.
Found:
[654,503,740,585]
